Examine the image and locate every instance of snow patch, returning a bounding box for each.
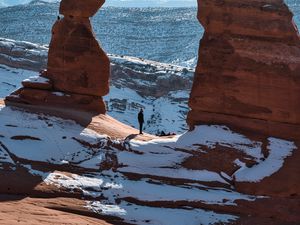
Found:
[0,65,36,97]
[23,75,49,84]
[0,107,108,165]
[0,142,15,167]
[86,201,238,225]
[176,125,263,159]
[234,137,297,182]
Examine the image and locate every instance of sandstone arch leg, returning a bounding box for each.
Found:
[188,0,300,140]
[5,0,110,114]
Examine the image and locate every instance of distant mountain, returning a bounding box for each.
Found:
[0,4,202,68]
[29,0,59,5]
[0,0,58,7]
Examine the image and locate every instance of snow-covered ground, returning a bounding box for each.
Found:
[0,65,190,134]
[85,201,237,225]
[0,106,109,165]
[234,137,296,182]
[0,97,296,183]
[0,104,297,224]
[0,37,193,134]
[0,65,35,97]
[106,86,189,134]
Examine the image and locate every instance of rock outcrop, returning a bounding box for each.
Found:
[187,0,300,198]
[188,0,300,140]
[5,0,109,114]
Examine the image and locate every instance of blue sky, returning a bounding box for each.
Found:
[0,0,197,7]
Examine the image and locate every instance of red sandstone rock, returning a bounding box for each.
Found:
[188,0,300,139]
[46,17,110,96]
[235,140,300,197]
[5,0,109,114]
[187,0,300,197]
[6,88,106,114]
[47,0,109,97]
[60,0,105,18]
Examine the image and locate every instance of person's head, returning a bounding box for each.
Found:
[140,108,143,112]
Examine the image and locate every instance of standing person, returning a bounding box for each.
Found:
[138,109,144,135]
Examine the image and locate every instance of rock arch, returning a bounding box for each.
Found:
[4,0,300,140]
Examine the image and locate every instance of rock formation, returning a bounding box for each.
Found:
[5,0,109,114]
[188,0,300,140]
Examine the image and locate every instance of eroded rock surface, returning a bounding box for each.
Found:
[59,0,104,18]
[0,103,299,225]
[47,0,109,97]
[188,0,300,140]
[186,0,300,199]
[5,0,109,114]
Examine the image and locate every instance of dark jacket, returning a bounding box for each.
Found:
[138,111,144,124]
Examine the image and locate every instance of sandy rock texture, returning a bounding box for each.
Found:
[47,0,109,96]
[59,0,104,18]
[188,0,300,140]
[5,0,109,114]
[0,100,299,225]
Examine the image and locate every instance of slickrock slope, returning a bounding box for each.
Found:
[0,101,299,225]
[5,0,109,114]
[188,0,300,140]
[0,196,112,225]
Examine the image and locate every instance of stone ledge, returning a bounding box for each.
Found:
[187,110,300,141]
[5,88,106,114]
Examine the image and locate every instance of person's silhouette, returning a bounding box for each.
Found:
[138,109,144,135]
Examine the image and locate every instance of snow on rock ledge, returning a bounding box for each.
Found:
[0,38,48,71]
[85,200,238,225]
[0,106,109,165]
[234,137,297,183]
[0,104,299,223]
[0,104,297,188]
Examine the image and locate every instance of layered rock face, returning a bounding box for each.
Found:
[188,0,300,140]
[5,0,109,114]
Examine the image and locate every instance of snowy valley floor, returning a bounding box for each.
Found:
[0,49,192,135]
[0,102,299,225]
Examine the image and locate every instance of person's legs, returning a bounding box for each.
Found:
[139,123,143,134]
